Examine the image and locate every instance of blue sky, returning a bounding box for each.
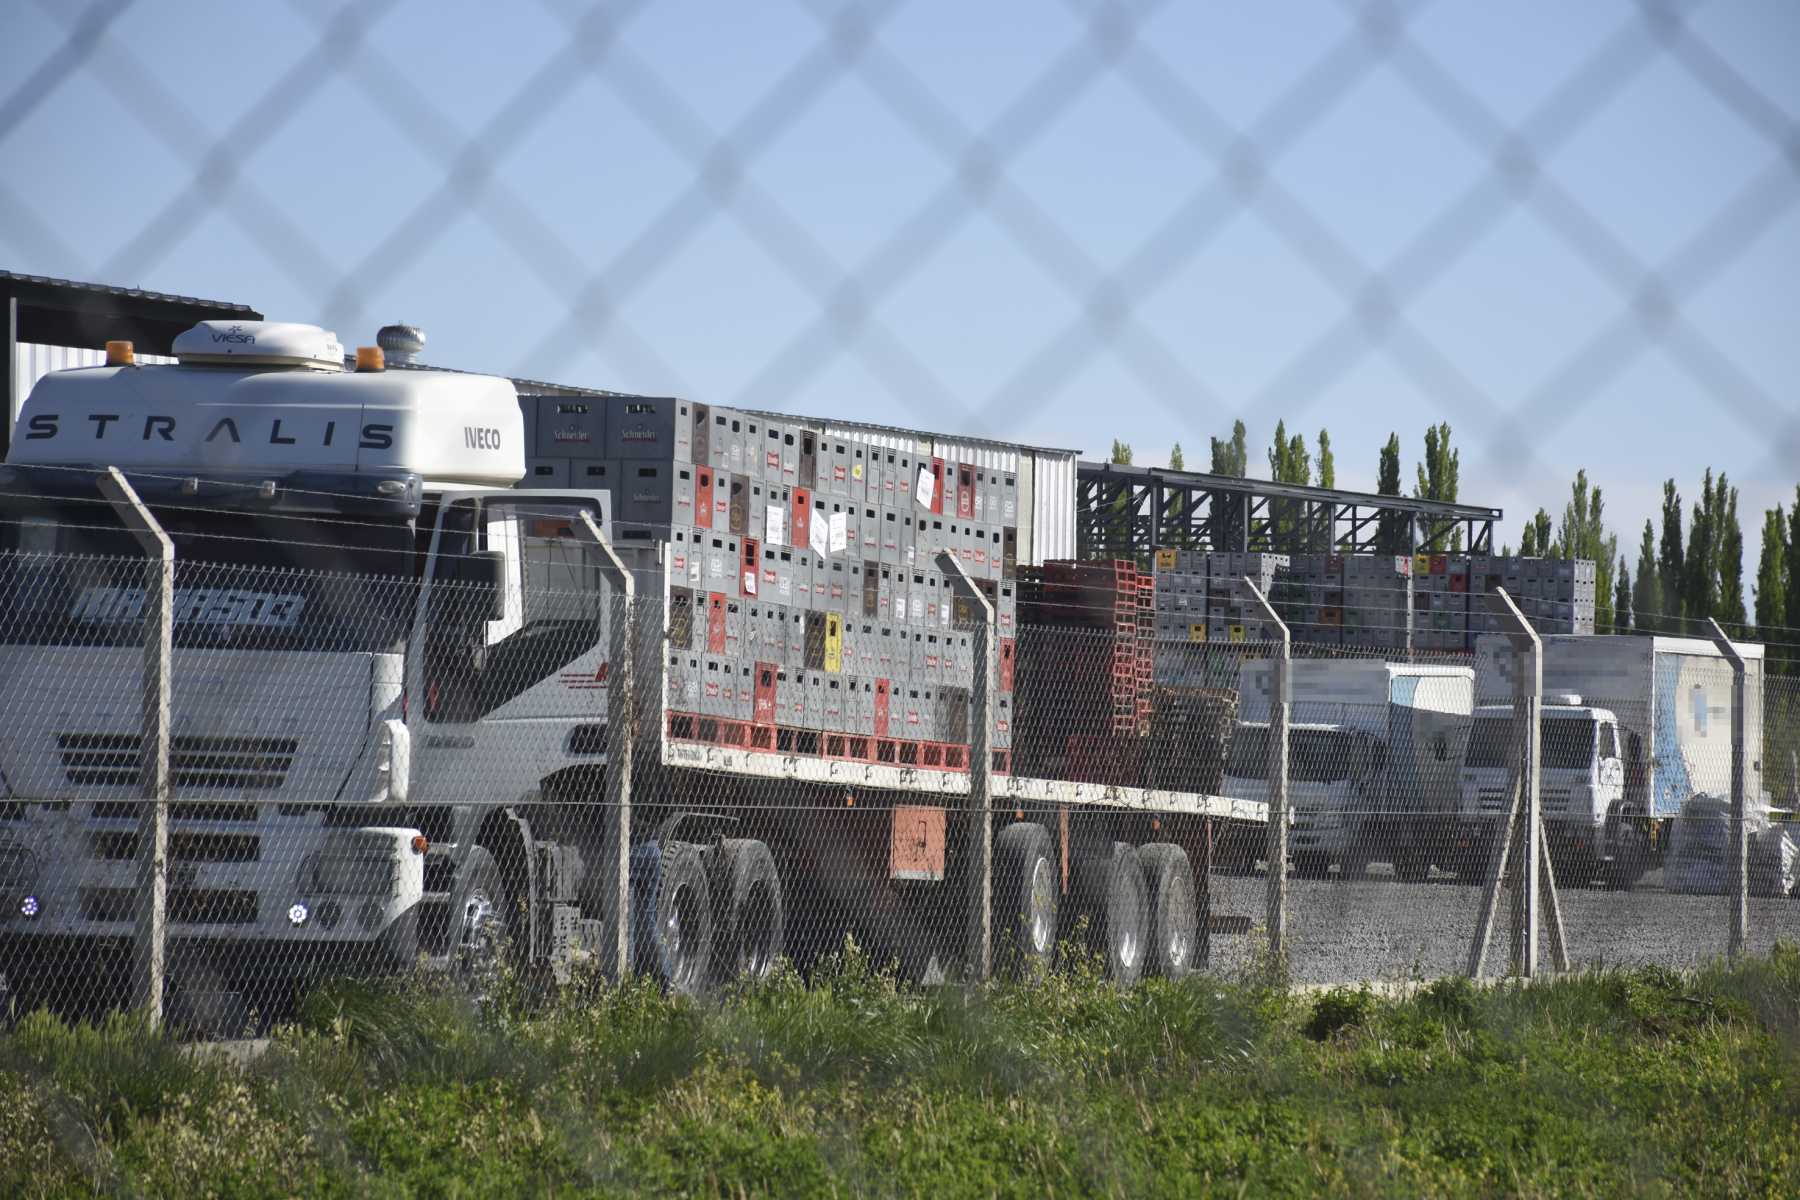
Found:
[5,0,1798,612]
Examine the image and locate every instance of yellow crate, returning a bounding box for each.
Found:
[1188,623,1207,643]
[1228,624,1246,644]
[1154,548,1178,571]
[824,612,843,673]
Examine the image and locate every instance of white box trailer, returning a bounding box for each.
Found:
[1225,659,1473,880]
[1461,633,1764,887]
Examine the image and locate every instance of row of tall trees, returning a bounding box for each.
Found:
[1620,471,1747,637]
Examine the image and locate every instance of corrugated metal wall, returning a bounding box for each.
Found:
[12,342,176,426]
[1029,451,1076,563]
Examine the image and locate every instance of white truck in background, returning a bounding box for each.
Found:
[1454,634,1764,889]
[1224,660,1473,881]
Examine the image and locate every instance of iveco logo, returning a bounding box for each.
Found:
[464,426,502,450]
[211,324,257,345]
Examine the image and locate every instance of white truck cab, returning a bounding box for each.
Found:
[0,322,631,1019]
[1457,697,1628,883]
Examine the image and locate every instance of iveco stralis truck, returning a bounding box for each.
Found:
[0,320,1260,1021]
[0,320,697,1019]
[1455,633,1764,889]
[1223,659,1473,880]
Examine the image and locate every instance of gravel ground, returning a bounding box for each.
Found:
[1202,866,1800,986]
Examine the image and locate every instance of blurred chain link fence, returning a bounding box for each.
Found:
[4,0,1800,1029]
[6,0,1798,462]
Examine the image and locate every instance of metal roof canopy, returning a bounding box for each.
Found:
[1076,460,1501,557]
[3,270,263,458]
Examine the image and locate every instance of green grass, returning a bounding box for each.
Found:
[3,943,1799,1197]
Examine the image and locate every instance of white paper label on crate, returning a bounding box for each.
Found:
[779,573,792,598]
[915,466,935,509]
[809,515,831,558]
[742,567,758,596]
[708,554,724,579]
[940,601,950,628]
[687,558,701,584]
[765,505,787,547]
[829,511,848,553]
[894,595,907,621]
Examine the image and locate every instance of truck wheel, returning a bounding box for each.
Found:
[996,822,1057,977]
[710,839,784,984]
[1392,848,1430,885]
[1075,843,1148,987]
[451,847,510,999]
[1604,808,1650,890]
[1138,844,1198,980]
[648,841,714,996]
[1291,852,1330,880]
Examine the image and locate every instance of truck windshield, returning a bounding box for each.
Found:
[1226,726,1359,783]
[0,501,415,653]
[1465,716,1596,771]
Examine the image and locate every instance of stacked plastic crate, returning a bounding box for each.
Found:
[654,401,1021,772]
[1012,559,1152,785]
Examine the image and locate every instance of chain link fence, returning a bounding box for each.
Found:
[3,481,1797,1032]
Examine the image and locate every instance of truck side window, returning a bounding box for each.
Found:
[1598,723,1618,760]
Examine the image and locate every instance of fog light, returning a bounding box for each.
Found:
[20,895,39,919]
[287,902,309,926]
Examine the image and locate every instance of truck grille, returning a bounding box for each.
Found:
[79,887,259,926]
[58,734,297,791]
[88,831,260,863]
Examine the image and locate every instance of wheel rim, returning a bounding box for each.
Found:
[741,880,777,977]
[665,879,703,990]
[459,889,500,965]
[1027,857,1055,955]
[1117,926,1141,971]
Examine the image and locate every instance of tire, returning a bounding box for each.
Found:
[1137,844,1199,980]
[450,847,510,1000]
[710,839,784,984]
[995,823,1057,977]
[1075,843,1148,987]
[1291,852,1331,881]
[646,840,714,996]
[1392,848,1430,885]
[1604,808,1650,891]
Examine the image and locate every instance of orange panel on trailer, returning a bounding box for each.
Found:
[792,486,812,550]
[695,467,714,530]
[707,591,727,653]
[890,805,946,881]
[753,662,778,725]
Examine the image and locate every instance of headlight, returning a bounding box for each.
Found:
[294,846,399,897]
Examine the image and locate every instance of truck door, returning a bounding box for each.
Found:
[1596,721,1625,808]
[418,494,620,725]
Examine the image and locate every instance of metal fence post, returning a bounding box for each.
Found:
[1706,619,1748,959]
[1468,588,1567,978]
[97,467,171,1029]
[580,512,634,981]
[1240,578,1289,964]
[938,551,993,981]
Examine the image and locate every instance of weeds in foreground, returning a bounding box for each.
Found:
[0,944,1797,1197]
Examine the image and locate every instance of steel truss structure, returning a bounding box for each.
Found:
[1076,462,1500,559]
